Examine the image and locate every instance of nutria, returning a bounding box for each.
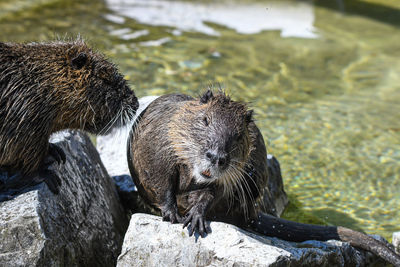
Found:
[127,91,400,266]
[0,39,138,196]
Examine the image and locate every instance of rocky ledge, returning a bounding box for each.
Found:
[118,213,380,267]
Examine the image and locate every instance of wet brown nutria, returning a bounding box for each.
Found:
[127,91,400,266]
[0,39,138,195]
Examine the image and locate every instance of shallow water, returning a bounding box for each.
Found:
[0,0,399,239]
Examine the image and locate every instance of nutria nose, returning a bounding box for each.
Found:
[206,151,228,169]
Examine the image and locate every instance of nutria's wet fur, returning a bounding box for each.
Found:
[0,40,138,190]
[128,91,400,266]
[129,92,267,223]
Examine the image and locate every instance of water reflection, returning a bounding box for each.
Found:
[106,0,317,38]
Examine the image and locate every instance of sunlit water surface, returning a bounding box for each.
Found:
[0,0,399,239]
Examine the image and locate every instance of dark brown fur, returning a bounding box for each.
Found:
[129,92,268,224]
[0,40,138,181]
[128,91,400,266]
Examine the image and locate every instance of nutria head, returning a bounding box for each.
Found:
[0,40,138,174]
[38,40,139,134]
[169,90,254,187]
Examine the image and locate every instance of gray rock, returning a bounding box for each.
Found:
[117,213,379,267]
[0,130,128,267]
[394,232,400,254]
[97,96,160,215]
[97,95,159,178]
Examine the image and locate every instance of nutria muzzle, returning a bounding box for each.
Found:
[205,150,229,170]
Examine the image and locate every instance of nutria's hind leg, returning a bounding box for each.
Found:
[0,170,18,201]
[0,169,44,200]
[0,144,65,199]
[157,170,184,224]
[161,204,182,224]
[160,189,182,224]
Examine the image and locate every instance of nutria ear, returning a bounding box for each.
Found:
[245,110,253,124]
[71,52,88,70]
[200,90,214,104]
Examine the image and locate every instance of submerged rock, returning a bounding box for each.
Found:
[117,213,382,267]
[0,130,128,267]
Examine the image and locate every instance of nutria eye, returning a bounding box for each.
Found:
[71,52,87,70]
[203,116,209,126]
[98,67,108,78]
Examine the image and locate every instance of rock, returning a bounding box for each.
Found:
[97,95,159,178]
[97,96,160,215]
[117,213,379,267]
[394,232,400,254]
[111,174,155,215]
[0,130,128,267]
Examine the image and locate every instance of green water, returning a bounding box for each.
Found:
[1,0,399,239]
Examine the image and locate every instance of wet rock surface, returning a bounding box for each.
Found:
[117,213,384,267]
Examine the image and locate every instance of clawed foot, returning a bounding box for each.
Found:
[161,205,182,224]
[44,143,66,166]
[183,207,211,238]
[38,143,65,194]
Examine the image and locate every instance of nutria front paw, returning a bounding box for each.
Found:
[48,143,66,165]
[36,143,64,194]
[161,205,182,224]
[183,207,211,238]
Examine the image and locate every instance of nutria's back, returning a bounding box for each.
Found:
[0,40,138,174]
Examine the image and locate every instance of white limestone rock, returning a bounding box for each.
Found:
[117,213,378,267]
[393,232,400,254]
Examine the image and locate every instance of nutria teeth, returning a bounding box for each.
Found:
[201,170,211,178]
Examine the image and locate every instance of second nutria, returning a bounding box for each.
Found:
[0,39,138,196]
[127,91,400,266]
